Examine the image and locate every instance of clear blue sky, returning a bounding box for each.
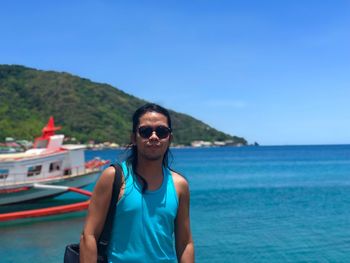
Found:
[1,1,349,145]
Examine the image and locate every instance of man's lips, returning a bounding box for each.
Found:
[146,143,161,148]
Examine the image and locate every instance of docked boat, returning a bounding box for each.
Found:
[0,117,108,206]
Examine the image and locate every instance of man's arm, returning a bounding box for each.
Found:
[79,166,116,263]
[174,174,195,263]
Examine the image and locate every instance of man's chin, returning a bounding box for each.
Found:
[144,154,163,161]
[140,152,163,161]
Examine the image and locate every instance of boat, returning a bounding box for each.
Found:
[0,116,108,206]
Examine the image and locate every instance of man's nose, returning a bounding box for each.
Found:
[149,131,159,140]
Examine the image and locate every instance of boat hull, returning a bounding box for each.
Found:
[0,171,99,206]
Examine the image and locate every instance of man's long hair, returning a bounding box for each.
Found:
[126,103,173,192]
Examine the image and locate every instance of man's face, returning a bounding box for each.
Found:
[133,111,172,162]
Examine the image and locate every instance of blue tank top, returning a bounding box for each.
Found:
[107,161,179,262]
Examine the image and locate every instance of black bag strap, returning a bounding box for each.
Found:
[96,163,123,256]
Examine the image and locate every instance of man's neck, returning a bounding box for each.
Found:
[136,158,163,180]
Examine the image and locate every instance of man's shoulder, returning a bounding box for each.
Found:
[170,170,189,193]
[98,166,116,187]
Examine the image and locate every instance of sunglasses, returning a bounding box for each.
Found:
[138,125,172,139]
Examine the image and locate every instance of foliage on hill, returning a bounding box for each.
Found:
[0,65,247,146]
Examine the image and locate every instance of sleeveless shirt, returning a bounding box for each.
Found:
[107,161,179,262]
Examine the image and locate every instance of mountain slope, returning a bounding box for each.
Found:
[0,65,247,146]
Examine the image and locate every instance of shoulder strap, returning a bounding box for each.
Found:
[97,163,123,256]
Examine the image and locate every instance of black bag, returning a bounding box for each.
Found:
[64,164,122,263]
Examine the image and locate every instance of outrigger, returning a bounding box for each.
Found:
[0,184,92,221]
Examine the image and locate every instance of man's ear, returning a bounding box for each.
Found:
[131,133,136,145]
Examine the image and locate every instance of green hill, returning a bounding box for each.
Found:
[0,65,247,146]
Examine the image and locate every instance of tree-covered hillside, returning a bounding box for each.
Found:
[0,65,247,146]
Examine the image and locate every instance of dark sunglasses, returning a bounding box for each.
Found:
[138,125,172,139]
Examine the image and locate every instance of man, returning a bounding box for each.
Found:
[80,103,194,262]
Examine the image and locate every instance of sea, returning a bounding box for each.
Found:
[1,145,350,262]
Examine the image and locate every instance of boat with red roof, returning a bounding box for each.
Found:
[0,116,108,206]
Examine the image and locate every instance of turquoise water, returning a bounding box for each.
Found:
[1,145,350,262]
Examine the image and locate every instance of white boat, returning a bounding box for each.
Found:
[0,117,107,206]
